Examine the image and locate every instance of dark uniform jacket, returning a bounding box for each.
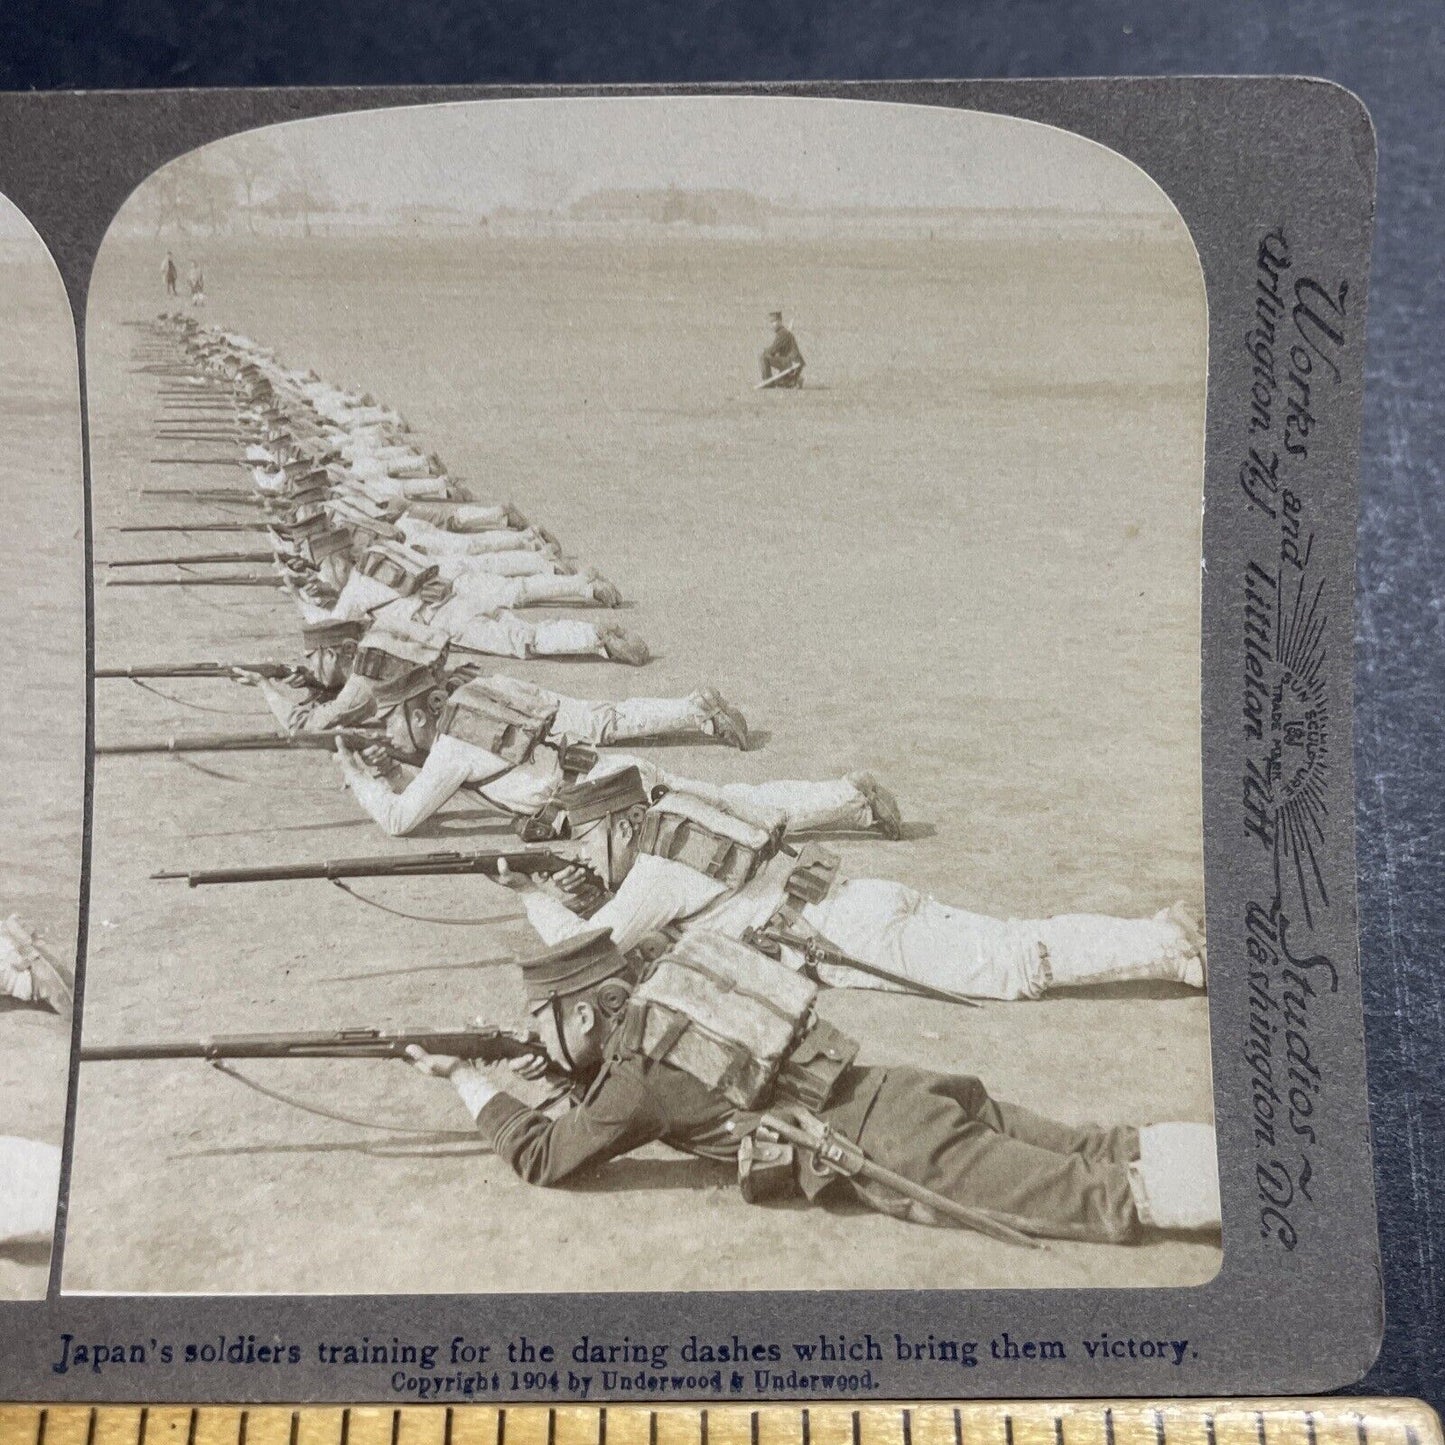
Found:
[762,326,805,371]
[473,1040,1143,1244]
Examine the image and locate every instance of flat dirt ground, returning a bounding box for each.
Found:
[0,247,85,1300]
[66,222,1218,1294]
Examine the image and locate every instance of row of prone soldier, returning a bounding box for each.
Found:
[63,312,1223,1254]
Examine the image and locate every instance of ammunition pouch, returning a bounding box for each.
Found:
[783,843,841,906]
[737,1126,799,1204]
[439,677,558,765]
[636,791,783,891]
[556,739,599,780]
[772,1015,858,1113]
[745,844,843,981]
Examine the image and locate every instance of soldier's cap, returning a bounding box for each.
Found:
[555,764,649,829]
[369,662,442,709]
[301,617,367,650]
[768,310,784,321]
[269,510,331,539]
[519,927,629,1008]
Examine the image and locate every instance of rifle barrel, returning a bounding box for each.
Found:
[105,575,281,588]
[95,662,291,680]
[80,1026,548,1066]
[105,552,276,568]
[100,728,378,756]
[112,523,268,533]
[152,848,566,887]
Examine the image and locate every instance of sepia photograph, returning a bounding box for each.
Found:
[0,195,83,1299]
[65,95,1217,1295]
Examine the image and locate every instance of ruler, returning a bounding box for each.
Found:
[0,1402,1438,1445]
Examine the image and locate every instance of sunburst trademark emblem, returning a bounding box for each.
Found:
[1268,574,1331,924]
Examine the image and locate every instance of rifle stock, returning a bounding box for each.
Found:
[152,847,573,887]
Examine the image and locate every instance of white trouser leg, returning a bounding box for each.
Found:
[0,1137,61,1244]
[1034,910,1205,990]
[442,609,604,660]
[442,551,555,578]
[714,777,871,833]
[552,693,709,745]
[802,878,1048,1000]
[511,573,596,605]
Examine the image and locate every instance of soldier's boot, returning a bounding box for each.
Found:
[695,689,751,750]
[599,626,652,667]
[585,569,624,608]
[0,917,73,1017]
[1128,1123,1220,1232]
[502,502,530,531]
[847,771,903,839]
[1035,905,1206,992]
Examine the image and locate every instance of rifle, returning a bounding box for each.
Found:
[80,1023,550,1068]
[758,1110,1040,1249]
[98,727,383,756]
[744,920,983,1009]
[152,845,578,888]
[105,574,282,588]
[95,661,295,681]
[111,523,270,533]
[104,551,278,568]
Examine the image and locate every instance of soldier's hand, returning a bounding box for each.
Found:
[508,1054,552,1082]
[404,1044,464,1079]
[228,667,262,686]
[360,744,395,772]
[536,864,605,913]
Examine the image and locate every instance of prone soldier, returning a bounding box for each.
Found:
[504,769,1206,1003]
[335,677,900,841]
[0,916,72,1016]
[405,928,1220,1243]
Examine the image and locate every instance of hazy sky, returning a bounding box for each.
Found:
[170,95,1176,218]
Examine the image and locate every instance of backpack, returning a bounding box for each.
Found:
[438,676,559,764]
[636,790,783,891]
[624,931,818,1109]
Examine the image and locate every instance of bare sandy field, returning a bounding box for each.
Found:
[0,252,85,1300]
[66,225,1217,1293]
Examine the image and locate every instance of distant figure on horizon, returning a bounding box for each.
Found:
[162,250,177,296]
[188,261,205,308]
[759,309,805,388]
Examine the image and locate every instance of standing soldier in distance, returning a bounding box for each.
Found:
[162,250,178,297]
[760,310,805,387]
